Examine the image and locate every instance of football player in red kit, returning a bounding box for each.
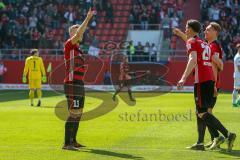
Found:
[203,22,225,149]
[112,56,135,101]
[62,8,94,150]
[177,19,236,151]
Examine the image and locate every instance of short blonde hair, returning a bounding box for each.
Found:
[209,22,221,33]
[68,24,80,35]
[30,49,38,55]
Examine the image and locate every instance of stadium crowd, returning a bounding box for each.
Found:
[0,0,239,61]
[126,41,158,62]
[0,0,103,50]
[201,0,240,60]
[129,0,184,37]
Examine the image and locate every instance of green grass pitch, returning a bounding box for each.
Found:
[0,90,239,160]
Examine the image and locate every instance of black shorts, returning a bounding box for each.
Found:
[210,88,219,108]
[119,79,131,87]
[194,80,214,113]
[64,80,85,110]
[211,97,217,108]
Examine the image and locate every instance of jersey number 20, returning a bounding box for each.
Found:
[201,43,211,61]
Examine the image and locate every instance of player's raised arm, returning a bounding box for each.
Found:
[173,28,188,42]
[70,8,94,45]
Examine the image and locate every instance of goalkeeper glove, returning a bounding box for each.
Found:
[22,76,27,83]
[42,76,47,83]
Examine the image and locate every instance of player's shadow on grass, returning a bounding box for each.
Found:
[80,148,144,160]
[218,149,240,158]
[35,105,56,108]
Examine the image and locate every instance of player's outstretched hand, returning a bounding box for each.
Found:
[173,28,187,42]
[173,28,182,36]
[177,78,185,90]
[22,76,27,83]
[87,8,94,20]
[42,76,47,83]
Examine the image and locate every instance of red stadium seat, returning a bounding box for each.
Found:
[111,0,117,5]
[114,17,120,23]
[114,17,128,23]
[110,29,117,35]
[98,11,106,17]
[114,11,129,17]
[107,36,115,41]
[125,0,131,5]
[105,23,111,29]
[59,29,64,35]
[99,17,106,23]
[103,29,109,35]
[119,30,125,36]
[120,23,128,29]
[114,11,121,17]
[118,0,124,5]
[96,30,101,35]
[98,23,104,29]
[122,17,128,22]
[122,11,129,16]
[116,5,123,10]
[116,36,124,41]
[113,23,119,29]
[101,36,108,41]
[125,5,131,10]
[99,42,105,49]
[95,36,100,40]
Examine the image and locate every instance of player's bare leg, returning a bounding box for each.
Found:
[198,112,236,152]
[29,89,35,106]
[205,109,224,150]
[63,101,85,150]
[205,108,215,148]
[36,88,42,107]
[232,88,239,107]
[62,114,79,151]
[186,113,206,151]
[112,82,124,101]
[69,108,86,148]
[127,85,135,101]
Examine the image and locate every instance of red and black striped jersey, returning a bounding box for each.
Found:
[64,39,85,83]
[120,61,129,75]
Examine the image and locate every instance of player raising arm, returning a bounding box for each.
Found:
[112,56,135,101]
[62,8,94,150]
[177,20,236,152]
[173,27,223,72]
[174,23,226,149]
[22,49,46,106]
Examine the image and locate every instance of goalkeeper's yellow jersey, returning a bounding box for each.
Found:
[23,56,46,80]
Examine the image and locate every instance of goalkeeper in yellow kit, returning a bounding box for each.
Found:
[22,49,47,106]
